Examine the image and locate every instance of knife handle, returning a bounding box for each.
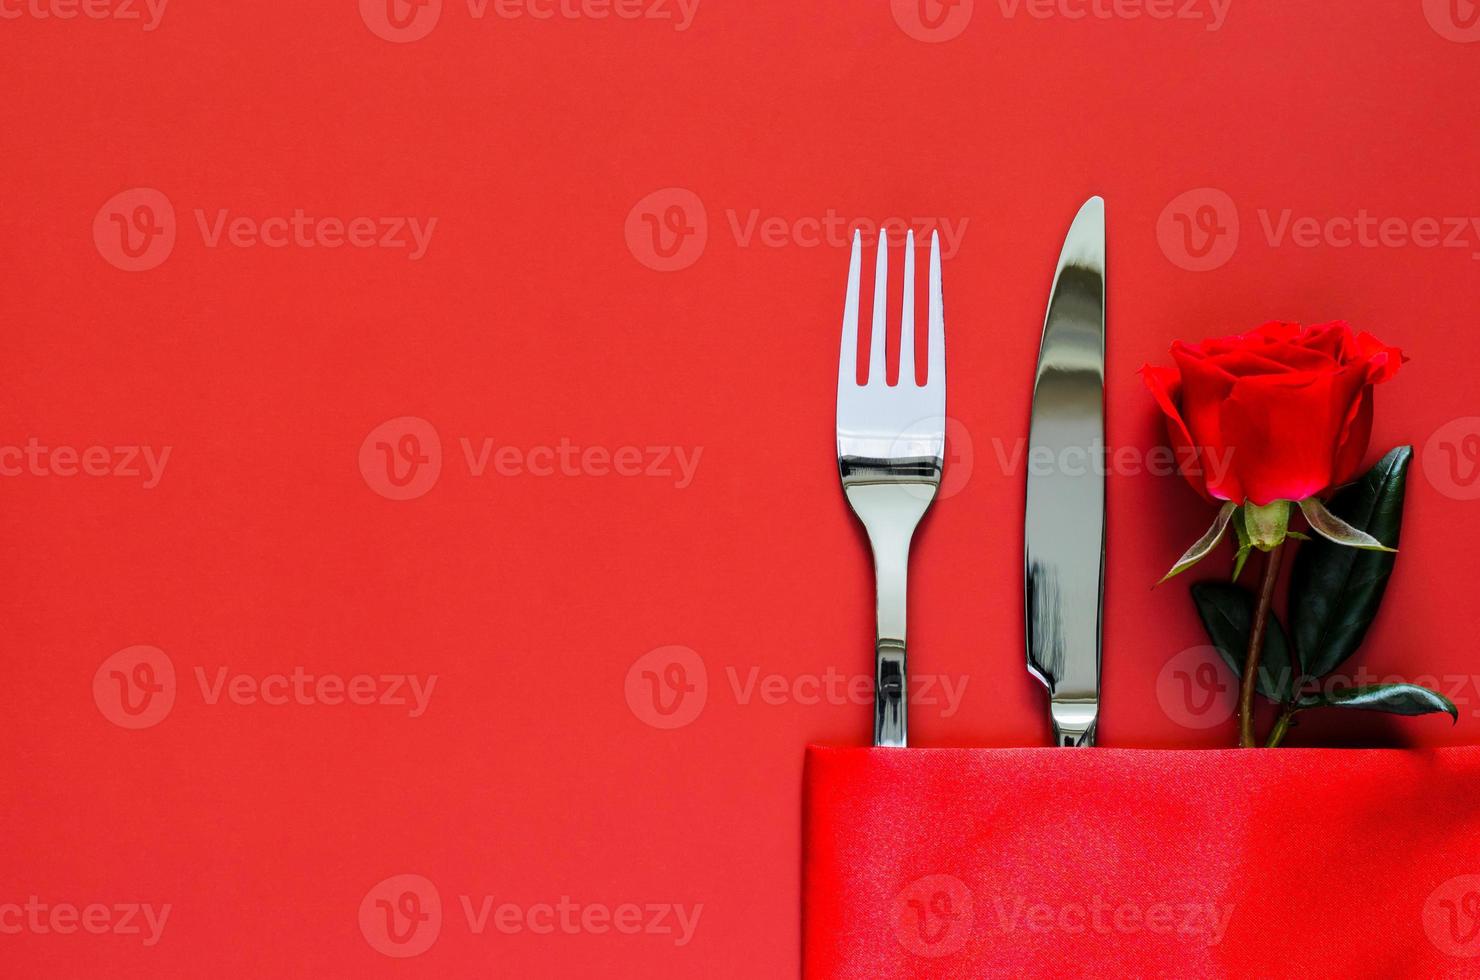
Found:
[1051,703,1098,747]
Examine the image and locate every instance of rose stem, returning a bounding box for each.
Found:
[1266,633,1302,749]
[1266,704,1298,748]
[1238,542,1286,748]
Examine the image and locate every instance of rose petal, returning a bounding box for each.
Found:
[1220,363,1369,505]
[1354,331,1404,383]
[1141,364,1222,501]
[1332,386,1375,487]
[1303,321,1355,359]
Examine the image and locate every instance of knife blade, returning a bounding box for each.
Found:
[1025,196,1106,747]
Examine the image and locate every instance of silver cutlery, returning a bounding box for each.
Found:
[1025,197,1106,747]
[836,230,946,748]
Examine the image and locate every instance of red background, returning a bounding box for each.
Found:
[3,1,1479,976]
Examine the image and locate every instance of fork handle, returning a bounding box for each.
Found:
[864,504,914,748]
[858,494,911,749]
[844,481,933,748]
[874,639,907,747]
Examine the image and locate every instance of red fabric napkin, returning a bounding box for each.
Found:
[804,745,1480,978]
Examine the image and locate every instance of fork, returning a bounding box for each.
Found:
[836,229,946,748]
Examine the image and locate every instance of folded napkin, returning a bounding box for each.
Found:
[804,745,1480,978]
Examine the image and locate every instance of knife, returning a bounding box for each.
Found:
[1024,196,1106,747]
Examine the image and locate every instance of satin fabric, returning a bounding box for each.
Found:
[804,746,1480,978]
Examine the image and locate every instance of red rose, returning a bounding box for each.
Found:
[1141,321,1403,506]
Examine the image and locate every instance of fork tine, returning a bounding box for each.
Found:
[868,230,888,386]
[899,230,916,387]
[838,230,861,390]
[927,230,945,390]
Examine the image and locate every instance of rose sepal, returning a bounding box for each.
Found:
[1244,500,1291,551]
[1158,502,1238,584]
[1298,497,1398,553]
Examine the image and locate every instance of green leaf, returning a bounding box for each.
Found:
[1191,581,1297,703]
[1231,546,1252,583]
[1159,502,1238,584]
[1288,447,1411,679]
[1298,497,1397,552]
[1300,683,1457,721]
[1231,509,1252,582]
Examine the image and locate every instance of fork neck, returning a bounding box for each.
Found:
[842,477,938,750]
